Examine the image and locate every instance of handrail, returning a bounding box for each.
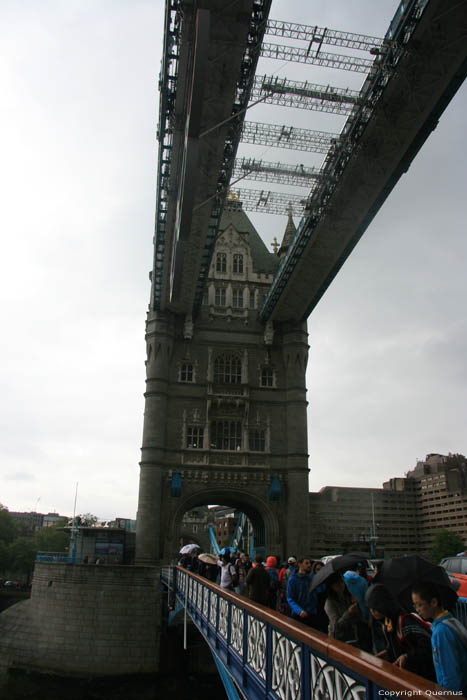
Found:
[162,566,445,700]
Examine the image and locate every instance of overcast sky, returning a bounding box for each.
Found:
[1,1,465,520]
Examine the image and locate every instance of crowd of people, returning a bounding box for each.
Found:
[178,550,467,695]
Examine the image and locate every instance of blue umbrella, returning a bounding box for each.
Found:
[219,547,235,555]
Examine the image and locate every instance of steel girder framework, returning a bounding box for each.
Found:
[232,158,322,188]
[260,0,467,322]
[265,19,385,53]
[151,0,273,315]
[240,121,337,154]
[250,75,361,114]
[231,189,306,217]
[260,41,374,73]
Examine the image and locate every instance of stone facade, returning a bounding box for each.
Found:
[136,200,310,564]
[0,563,160,678]
[309,453,467,558]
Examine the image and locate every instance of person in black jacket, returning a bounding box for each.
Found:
[246,554,270,605]
[366,583,435,682]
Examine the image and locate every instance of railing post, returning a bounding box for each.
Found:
[265,620,273,695]
[301,640,310,700]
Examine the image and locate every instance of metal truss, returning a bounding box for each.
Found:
[191,0,273,313]
[241,121,337,154]
[233,157,321,187]
[265,19,385,54]
[260,42,374,73]
[251,75,360,114]
[229,188,307,217]
[259,0,436,322]
[152,0,182,311]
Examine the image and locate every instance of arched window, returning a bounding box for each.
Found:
[211,421,242,450]
[214,355,242,384]
[216,252,227,273]
[233,254,243,273]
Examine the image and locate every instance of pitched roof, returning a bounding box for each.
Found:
[219,204,279,274]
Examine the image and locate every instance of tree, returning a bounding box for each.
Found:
[8,537,37,581]
[35,519,70,553]
[428,529,464,563]
[77,513,99,527]
[0,505,18,545]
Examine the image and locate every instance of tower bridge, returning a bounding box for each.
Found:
[1,0,467,689]
[139,0,467,565]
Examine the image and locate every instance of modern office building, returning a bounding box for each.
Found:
[309,453,466,558]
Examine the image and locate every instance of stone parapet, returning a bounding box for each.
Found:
[0,563,161,678]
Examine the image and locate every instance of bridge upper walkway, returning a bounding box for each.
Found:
[162,566,443,700]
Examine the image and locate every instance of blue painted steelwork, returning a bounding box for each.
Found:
[152,0,181,311]
[208,525,220,556]
[168,604,184,625]
[211,650,241,700]
[259,0,436,322]
[35,552,75,564]
[161,566,440,700]
[191,0,273,315]
[229,512,248,553]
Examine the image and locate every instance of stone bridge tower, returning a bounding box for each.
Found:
[136,199,310,564]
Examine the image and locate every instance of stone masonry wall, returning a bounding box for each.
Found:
[0,562,161,678]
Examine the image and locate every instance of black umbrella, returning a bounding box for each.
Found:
[373,555,458,610]
[311,552,369,591]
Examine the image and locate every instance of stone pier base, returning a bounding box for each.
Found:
[0,562,161,678]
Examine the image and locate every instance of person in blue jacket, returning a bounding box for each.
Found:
[287,557,318,628]
[343,566,369,621]
[412,581,467,695]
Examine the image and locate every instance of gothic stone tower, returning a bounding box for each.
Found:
[136,199,310,564]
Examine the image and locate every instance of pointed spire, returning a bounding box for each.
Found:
[277,202,296,257]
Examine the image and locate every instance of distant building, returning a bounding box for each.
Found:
[179,506,215,552]
[67,526,135,565]
[107,517,137,532]
[309,453,467,558]
[10,511,69,536]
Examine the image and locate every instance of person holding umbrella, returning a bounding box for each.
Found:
[366,583,435,681]
[412,581,467,695]
[324,573,371,650]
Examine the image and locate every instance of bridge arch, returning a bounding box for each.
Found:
[165,486,283,560]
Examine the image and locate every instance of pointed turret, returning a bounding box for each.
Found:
[277,203,296,258]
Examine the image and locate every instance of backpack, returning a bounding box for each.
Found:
[280,567,293,593]
[229,564,239,588]
[443,618,467,648]
[396,612,432,647]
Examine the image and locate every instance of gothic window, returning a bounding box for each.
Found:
[211,421,242,450]
[249,289,255,309]
[216,252,227,273]
[233,254,243,273]
[186,426,204,449]
[215,287,226,306]
[180,363,194,382]
[214,355,241,384]
[249,429,265,452]
[260,367,274,387]
[232,288,243,308]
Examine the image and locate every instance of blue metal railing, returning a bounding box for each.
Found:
[35,551,75,564]
[162,566,442,700]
